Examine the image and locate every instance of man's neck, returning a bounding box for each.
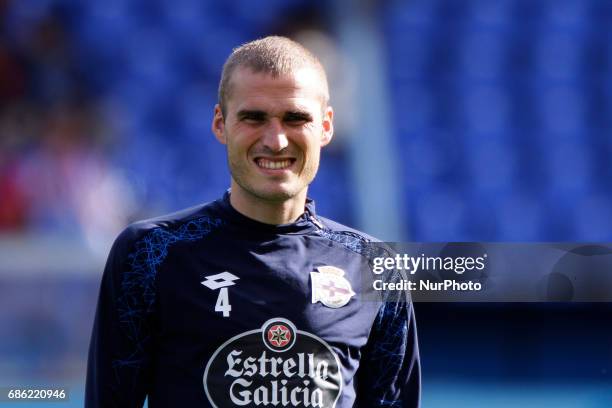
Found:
[229,182,308,225]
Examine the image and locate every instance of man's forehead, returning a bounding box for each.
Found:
[226,67,328,113]
[229,67,327,96]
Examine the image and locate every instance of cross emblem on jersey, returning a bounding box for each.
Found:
[321,281,352,298]
[201,272,239,318]
[310,265,355,309]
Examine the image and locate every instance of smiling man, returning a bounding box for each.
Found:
[213,55,333,224]
[86,36,420,408]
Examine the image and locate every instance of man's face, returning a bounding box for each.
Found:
[212,67,333,203]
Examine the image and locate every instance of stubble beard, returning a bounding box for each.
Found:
[226,150,319,204]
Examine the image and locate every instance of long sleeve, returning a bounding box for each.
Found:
[85,226,156,407]
[355,273,421,407]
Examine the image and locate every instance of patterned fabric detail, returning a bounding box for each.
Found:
[113,216,224,371]
[369,300,409,406]
[317,227,412,406]
[314,228,394,260]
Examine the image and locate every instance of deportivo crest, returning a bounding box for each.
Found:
[310,266,355,308]
[203,318,343,408]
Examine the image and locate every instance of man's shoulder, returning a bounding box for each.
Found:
[314,215,381,247]
[114,200,224,249]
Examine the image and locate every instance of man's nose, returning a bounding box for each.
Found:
[261,119,289,152]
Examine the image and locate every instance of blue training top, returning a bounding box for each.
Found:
[86,191,420,407]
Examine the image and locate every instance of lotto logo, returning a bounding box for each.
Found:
[202,272,240,318]
[201,272,240,290]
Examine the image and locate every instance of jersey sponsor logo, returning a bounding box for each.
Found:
[203,318,343,407]
[310,266,355,309]
[202,272,239,317]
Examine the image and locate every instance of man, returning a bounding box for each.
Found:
[86,36,420,407]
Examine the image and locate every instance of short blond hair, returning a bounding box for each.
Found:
[218,36,329,116]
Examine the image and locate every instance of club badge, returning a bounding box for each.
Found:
[310,266,355,308]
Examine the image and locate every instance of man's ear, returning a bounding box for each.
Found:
[321,106,334,147]
[212,104,226,144]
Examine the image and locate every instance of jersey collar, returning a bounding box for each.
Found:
[215,190,320,235]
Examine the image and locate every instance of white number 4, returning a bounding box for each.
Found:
[201,271,240,318]
[215,288,232,317]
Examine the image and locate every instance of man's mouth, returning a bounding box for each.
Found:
[255,158,296,170]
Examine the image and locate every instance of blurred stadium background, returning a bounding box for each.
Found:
[1,0,611,406]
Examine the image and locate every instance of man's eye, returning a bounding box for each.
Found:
[242,116,265,124]
[284,115,311,125]
[286,120,305,126]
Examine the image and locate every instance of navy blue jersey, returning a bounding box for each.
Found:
[86,192,420,407]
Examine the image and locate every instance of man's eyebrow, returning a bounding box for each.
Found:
[283,111,313,121]
[236,110,267,120]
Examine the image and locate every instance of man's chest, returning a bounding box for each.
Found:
[155,236,376,338]
[148,236,380,407]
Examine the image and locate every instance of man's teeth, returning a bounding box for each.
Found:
[257,159,292,169]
